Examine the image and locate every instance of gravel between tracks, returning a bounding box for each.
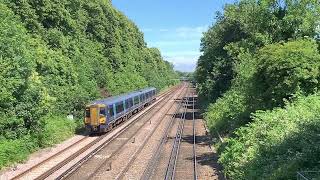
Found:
[1,85,225,180]
[89,84,186,180]
[143,87,225,180]
[195,117,225,180]
[147,101,185,180]
[0,86,178,180]
[119,90,186,179]
[194,96,225,180]
[62,84,186,180]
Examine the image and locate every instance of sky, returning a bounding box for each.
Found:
[112,0,236,72]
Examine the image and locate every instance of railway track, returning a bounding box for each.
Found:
[167,91,197,180]
[63,84,187,180]
[113,86,188,180]
[141,86,198,180]
[11,135,92,180]
[10,85,180,180]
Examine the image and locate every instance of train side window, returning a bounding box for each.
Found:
[100,107,106,115]
[134,96,139,105]
[125,99,130,109]
[108,106,114,117]
[129,98,133,107]
[116,102,124,114]
[85,109,90,117]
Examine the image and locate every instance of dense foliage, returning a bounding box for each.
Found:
[196,0,320,179]
[0,0,177,168]
[196,0,320,105]
[220,95,320,179]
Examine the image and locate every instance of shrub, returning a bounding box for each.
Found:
[0,115,78,170]
[219,94,320,179]
[37,116,78,147]
[256,39,320,107]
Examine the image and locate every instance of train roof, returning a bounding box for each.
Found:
[89,87,156,106]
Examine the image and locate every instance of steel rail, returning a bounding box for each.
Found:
[192,93,198,180]
[114,85,188,180]
[54,85,182,180]
[32,85,178,180]
[11,135,90,180]
[165,94,188,180]
[84,84,186,180]
[140,87,188,180]
[12,85,177,180]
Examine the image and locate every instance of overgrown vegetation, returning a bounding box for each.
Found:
[196,0,320,179]
[0,0,177,169]
[220,95,320,179]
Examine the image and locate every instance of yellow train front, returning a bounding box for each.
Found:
[84,87,156,133]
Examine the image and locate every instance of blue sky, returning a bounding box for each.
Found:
[112,0,236,72]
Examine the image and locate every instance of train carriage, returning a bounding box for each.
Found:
[84,87,157,133]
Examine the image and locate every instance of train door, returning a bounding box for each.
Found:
[90,105,99,127]
[99,105,106,125]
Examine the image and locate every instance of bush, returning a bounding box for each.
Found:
[256,39,320,107]
[0,136,38,169]
[38,116,78,147]
[204,51,262,135]
[0,115,78,169]
[219,94,320,179]
[205,39,320,135]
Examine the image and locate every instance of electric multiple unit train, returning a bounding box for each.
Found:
[84,87,157,133]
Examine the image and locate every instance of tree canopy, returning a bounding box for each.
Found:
[0,0,178,168]
[196,0,320,179]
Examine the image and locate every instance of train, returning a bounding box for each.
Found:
[84,87,157,133]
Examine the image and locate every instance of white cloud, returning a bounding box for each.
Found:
[143,25,209,72]
[176,26,208,33]
[159,28,169,32]
[175,25,209,38]
[164,51,201,57]
[164,54,200,72]
[142,28,153,32]
[150,40,199,46]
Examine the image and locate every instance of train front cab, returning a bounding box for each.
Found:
[84,104,107,133]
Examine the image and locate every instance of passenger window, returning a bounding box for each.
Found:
[85,109,90,117]
[109,106,114,116]
[125,99,130,109]
[134,96,139,105]
[116,103,124,113]
[100,107,106,115]
[129,98,133,107]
